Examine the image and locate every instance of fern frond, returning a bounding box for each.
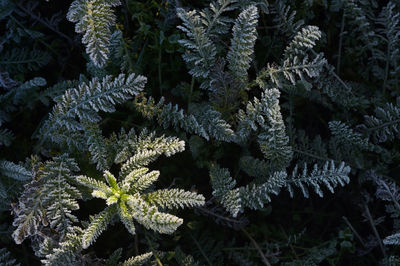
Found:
[227,5,258,86]
[237,88,292,167]
[383,232,400,245]
[201,0,236,38]
[0,77,46,114]
[119,150,158,178]
[257,89,292,167]
[115,128,185,164]
[240,171,287,210]
[258,124,292,170]
[0,48,50,74]
[256,26,326,88]
[220,189,242,217]
[82,121,114,171]
[258,54,326,88]
[372,2,400,89]
[210,165,236,198]
[104,170,118,189]
[121,252,153,266]
[374,175,400,203]
[40,73,146,148]
[286,161,351,198]
[210,165,241,217]
[67,0,122,67]
[82,205,117,249]
[342,0,376,53]
[11,155,83,244]
[191,104,235,142]
[131,170,160,193]
[42,226,85,265]
[329,121,371,150]
[120,168,149,192]
[135,129,185,157]
[133,96,208,139]
[208,58,241,109]
[40,155,81,237]
[127,194,183,234]
[271,2,304,37]
[77,175,112,194]
[177,7,216,88]
[236,95,267,140]
[0,248,20,266]
[363,100,400,143]
[12,180,45,244]
[284,25,322,58]
[38,79,80,106]
[144,188,205,209]
[118,200,136,235]
[0,160,33,181]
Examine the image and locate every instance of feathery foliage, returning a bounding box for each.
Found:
[121,252,153,266]
[4,0,400,264]
[0,248,20,266]
[363,99,400,143]
[77,139,205,248]
[67,0,122,67]
[176,7,217,88]
[133,96,208,139]
[227,5,258,86]
[12,155,81,244]
[286,161,351,198]
[40,73,146,149]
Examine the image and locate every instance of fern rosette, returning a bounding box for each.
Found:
[77,145,205,249]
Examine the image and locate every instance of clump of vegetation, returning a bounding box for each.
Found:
[1,0,400,265]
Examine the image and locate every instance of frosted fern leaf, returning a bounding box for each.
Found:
[67,0,122,67]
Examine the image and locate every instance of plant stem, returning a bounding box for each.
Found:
[279,225,299,260]
[336,9,345,75]
[188,77,194,109]
[144,233,163,266]
[342,216,366,247]
[158,36,163,96]
[364,204,386,258]
[380,181,400,211]
[189,232,213,266]
[241,228,271,266]
[17,3,74,45]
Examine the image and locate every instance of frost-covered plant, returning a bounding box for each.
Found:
[4,0,400,264]
[12,155,81,244]
[67,0,122,67]
[39,73,146,150]
[210,161,350,217]
[77,143,205,248]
